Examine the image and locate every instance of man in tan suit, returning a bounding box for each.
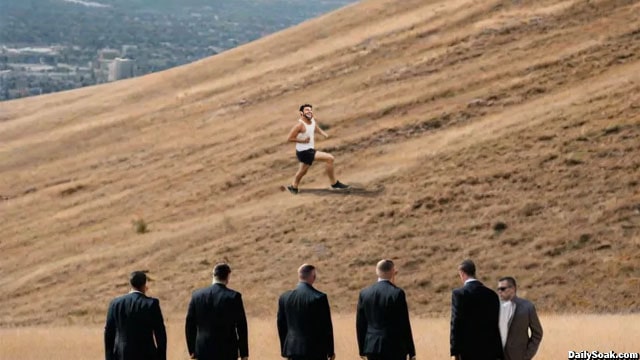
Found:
[497,277,543,360]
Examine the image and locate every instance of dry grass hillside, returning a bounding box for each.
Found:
[1,0,639,326]
[2,315,639,360]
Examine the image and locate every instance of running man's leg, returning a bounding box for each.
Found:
[313,151,336,185]
[292,162,310,188]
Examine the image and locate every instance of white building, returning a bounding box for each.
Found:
[107,58,135,82]
[121,45,138,59]
[98,48,120,61]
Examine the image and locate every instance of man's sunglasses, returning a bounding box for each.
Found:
[497,286,512,292]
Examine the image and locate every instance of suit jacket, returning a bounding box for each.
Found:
[450,280,504,360]
[104,291,167,360]
[185,283,249,360]
[277,282,334,358]
[503,297,543,360]
[356,280,416,359]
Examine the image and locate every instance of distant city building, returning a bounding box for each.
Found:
[121,45,139,59]
[93,48,123,83]
[108,58,135,82]
[1,46,58,67]
[98,48,120,61]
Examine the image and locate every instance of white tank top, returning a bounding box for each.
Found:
[296,118,315,151]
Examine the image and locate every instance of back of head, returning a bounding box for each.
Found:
[376,259,395,279]
[298,263,316,281]
[458,259,476,277]
[129,271,147,290]
[213,263,232,281]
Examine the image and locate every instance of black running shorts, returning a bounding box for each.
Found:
[296,149,316,165]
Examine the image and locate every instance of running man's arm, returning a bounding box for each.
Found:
[314,121,329,139]
[287,123,309,143]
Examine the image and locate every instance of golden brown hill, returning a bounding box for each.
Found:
[1,0,639,326]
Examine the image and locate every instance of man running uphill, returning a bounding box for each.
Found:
[286,104,349,194]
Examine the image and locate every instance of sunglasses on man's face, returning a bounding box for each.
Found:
[497,286,511,292]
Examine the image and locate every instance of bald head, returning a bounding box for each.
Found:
[376,259,396,280]
[298,264,316,283]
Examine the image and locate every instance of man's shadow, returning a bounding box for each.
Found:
[297,184,385,198]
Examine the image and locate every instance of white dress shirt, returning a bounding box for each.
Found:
[499,300,516,347]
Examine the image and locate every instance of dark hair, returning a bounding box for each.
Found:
[499,276,517,288]
[299,104,313,112]
[213,263,232,280]
[298,264,316,280]
[377,259,395,273]
[129,271,147,290]
[458,259,476,277]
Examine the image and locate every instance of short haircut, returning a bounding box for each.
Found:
[299,104,313,112]
[213,263,232,280]
[458,259,476,277]
[298,264,315,280]
[129,271,147,289]
[376,259,395,274]
[499,276,517,288]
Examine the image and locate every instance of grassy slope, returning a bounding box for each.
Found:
[0,0,639,326]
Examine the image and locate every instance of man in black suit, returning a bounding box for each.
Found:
[185,263,249,360]
[450,260,503,360]
[277,264,335,360]
[356,259,416,360]
[104,271,167,360]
